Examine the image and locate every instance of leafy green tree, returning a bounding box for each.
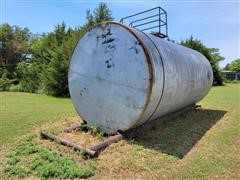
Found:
[16,62,41,93]
[4,3,113,96]
[0,23,31,78]
[180,36,224,85]
[84,2,113,29]
[86,10,95,27]
[223,63,230,70]
[35,3,113,96]
[42,24,74,96]
[93,2,113,23]
[229,59,240,72]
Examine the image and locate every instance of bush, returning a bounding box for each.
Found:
[232,80,240,84]
[224,79,240,84]
[0,71,12,91]
[9,84,20,92]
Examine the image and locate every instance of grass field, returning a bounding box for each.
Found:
[0,83,239,179]
[0,92,77,144]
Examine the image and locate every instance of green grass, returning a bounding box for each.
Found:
[175,83,240,179]
[200,83,240,109]
[0,92,77,145]
[112,83,239,179]
[4,136,95,179]
[1,83,239,179]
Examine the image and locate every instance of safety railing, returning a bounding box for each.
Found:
[120,7,168,39]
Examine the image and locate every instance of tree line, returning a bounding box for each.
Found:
[0,3,233,97]
[0,3,112,96]
[223,59,240,72]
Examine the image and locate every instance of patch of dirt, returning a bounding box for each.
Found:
[58,131,102,147]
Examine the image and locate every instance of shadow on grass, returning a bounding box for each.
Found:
[124,108,227,159]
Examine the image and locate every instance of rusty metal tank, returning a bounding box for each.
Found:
[68,22,213,134]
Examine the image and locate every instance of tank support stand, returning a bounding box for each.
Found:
[40,127,123,157]
[41,131,97,156]
[41,104,200,157]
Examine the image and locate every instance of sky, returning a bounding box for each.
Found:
[1,0,239,67]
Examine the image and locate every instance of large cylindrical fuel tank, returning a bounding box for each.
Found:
[68,22,213,134]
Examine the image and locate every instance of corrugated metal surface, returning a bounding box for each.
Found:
[68,22,213,134]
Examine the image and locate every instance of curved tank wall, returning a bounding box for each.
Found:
[68,22,213,134]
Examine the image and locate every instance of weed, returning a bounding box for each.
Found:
[4,136,95,179]
[81,124,106,137]
[4,165,29,177]
[7,155,20,165]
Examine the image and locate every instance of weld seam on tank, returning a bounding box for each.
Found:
[139,31,166,123]
[126,28,165,128]
[119,25,155,130]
